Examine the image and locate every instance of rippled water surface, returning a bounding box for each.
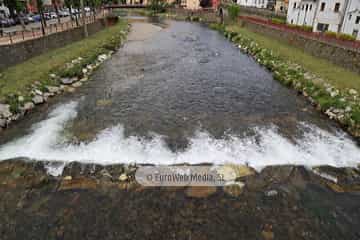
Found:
[0,20,359,169]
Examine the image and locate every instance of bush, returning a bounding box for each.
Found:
[148,0,168,14]
[227,4,240,21]
[287,24,313,32]
[271,18,286,25]
[325,31,356,41]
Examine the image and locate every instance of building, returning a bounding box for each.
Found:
[0,0,10,18]
[341,0,360,39]
[287,0,317,26]
[237,0,270,9]
[275,0,289,13]
[287,0,360,40]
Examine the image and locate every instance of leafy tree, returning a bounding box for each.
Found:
[3,0,26,18]
[148,0,167,14]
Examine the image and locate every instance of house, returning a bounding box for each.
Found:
[0,0,10,18]
[286,0,317,26]
[275,0,289,13]
[341,0,360,39]
[287,0,360,40]
[237,0,270,9]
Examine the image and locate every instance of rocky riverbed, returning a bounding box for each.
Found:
[1,159,360,239]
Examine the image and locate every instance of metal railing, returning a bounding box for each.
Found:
[0,11,108,45]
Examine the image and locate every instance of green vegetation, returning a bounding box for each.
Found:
[271,17,286,25]
[209,22,360,137]
[287,24,313,32]
[325,31,356,41]
[148,0,168,14]
[227,4,241,22]
[226,24,360,92]
[0,20,128,102]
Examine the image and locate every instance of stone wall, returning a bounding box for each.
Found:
[0,20,106,71]
[241,20,360,74]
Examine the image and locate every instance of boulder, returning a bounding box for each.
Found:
[223,181,245,197]
[22,102,35,111]
[119,173,128,181]
[72,82,82,88]
[0,104,12,118]
[0,118,6,128]
[46,86,60,94]
[32,95,44,105]
[18,96,24,102]
[61,77,78,85]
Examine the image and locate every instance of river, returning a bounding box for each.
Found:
[0,19,359,173]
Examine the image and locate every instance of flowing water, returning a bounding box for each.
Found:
[0,20,359,172]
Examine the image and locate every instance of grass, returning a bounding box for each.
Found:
[0,20,128,102]
[226,24,360,92]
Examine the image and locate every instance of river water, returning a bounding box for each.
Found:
[0,20,359,171]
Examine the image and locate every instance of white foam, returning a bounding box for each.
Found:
[0,101,359,173]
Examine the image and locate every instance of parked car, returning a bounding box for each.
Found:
[7,18,15,26]
[0,18,10,28]
[50,12,57,19]
[14,15,29,25]
[27,14,35,23]
[32,14,41,22]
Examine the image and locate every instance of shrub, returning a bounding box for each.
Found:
[148,0,168,14]
[271,18,286,25]
[227,4,240,21]
[325,31,356,41]
[337,33,356,41]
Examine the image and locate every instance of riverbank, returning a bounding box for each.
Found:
[210,23,360,139]
[0,20,129,130]
[1,159,360,239]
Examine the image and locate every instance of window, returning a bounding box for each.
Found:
[356,16,360,24]
[306,4,308,11]
[334,3,340,12]
[317,23,329,32]
[320,2,326,11]
[349,14,352,20]
[353,29,359,38]
[302,4,304,10]
[293,2,296,9]
[309,4,312,10]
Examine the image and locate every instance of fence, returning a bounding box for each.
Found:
[239,16,360,52]
[0,11,108,46]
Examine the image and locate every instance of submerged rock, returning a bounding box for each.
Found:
[185,186,217,198]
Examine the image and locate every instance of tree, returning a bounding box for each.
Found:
[52,0,62,24]
[3,0,25,18]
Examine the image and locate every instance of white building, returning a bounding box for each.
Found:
[237,0,270,9]
[341,0,360,39]
[0,0,10,18]
[287,0,317,26]
[287,0,360,40]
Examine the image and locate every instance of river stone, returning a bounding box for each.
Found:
[65,87,76,93]
[72,82,82,88]
[34,89,43,96]
[349,89,358,95]
[46,86,60,94]
[223,181,245,197]
[0,118,6,128]
[0,104,12,118]
[61,77,78,85]
[119,173,128,181]
[185,186,217,198]
[32,95,44,105]
[22,102,35,111]
[217,164,255,182]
